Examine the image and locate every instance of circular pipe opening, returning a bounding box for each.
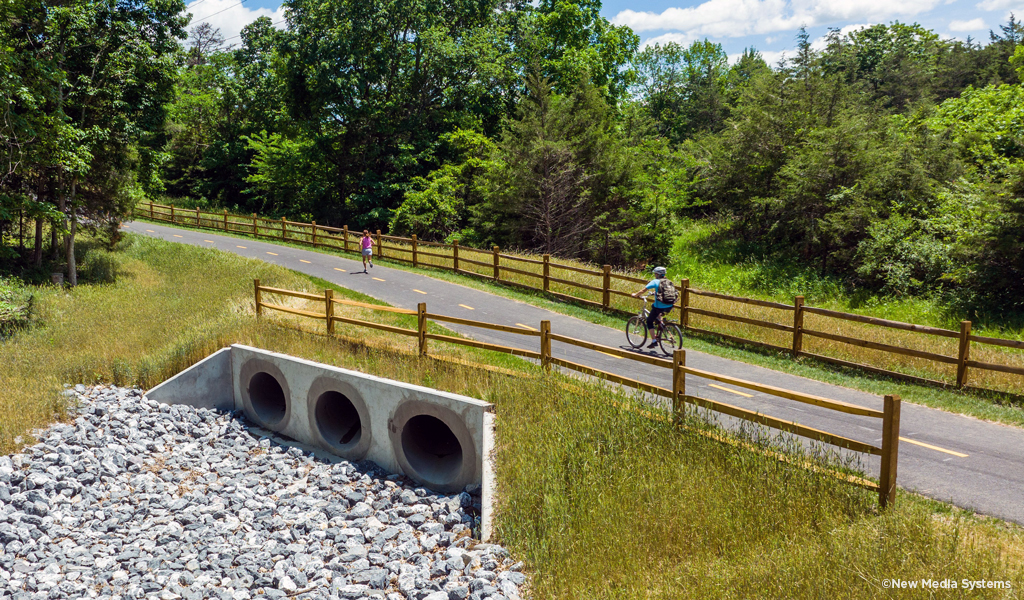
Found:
[248,371,287,426]
[401,415,464,487]
[315,391,362,451]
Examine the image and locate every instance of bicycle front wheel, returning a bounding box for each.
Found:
[659,323,684,355]
[626,316,647,349]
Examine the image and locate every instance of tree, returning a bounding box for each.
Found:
[186,22,226,66]
[390,129,497,241]
[473,74,629,258]
[632,40,732,144]
[41,0,188,284]
[978,14,1024,85]
[278,0,518,229]
[518,0,639,102]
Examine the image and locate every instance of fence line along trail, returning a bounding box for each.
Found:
[127,219,1024,526]
[136,202,1024,396]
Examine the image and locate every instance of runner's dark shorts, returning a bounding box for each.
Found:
[646,305,672,330]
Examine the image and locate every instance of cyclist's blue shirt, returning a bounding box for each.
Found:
[646,279,673,309]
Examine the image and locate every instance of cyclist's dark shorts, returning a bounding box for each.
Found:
[646,305,672,330]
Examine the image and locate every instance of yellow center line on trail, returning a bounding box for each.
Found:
[900,437,969,458]
[372,277,385,282]
[173,234,183,238]
[236,245,247,249]
[597,351,623,359]
[413,289,427,295]
[204,240,215,243]
[334,268,346,272]
[145,230,155,233]
[516,323,537,331]
[459,304,475,310]
[266,252,278,256]
[299,259,311,264]
[709,384,754,398]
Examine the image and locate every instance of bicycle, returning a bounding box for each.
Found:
[625,295,683,355]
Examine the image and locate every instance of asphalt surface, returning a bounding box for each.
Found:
[127,221,1024,525]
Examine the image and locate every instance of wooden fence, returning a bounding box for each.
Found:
[253,279,902,508]
[137,201,1023,394]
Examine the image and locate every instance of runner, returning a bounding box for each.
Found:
[360,230,374,272]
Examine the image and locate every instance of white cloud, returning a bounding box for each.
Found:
[949,17,987,30]
[758,49,790,65]
[810,22,873,49]
[613,0,942,37]
[639,32,695,49]
[975,0,1016,10]
[185,0,286,46]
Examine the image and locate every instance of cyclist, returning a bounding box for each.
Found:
[632,266,676,349]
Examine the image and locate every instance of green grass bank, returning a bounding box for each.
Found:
[4,233,1022,598]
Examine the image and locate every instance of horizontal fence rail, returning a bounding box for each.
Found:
[253,279,903,508]
[138,202,1022,394]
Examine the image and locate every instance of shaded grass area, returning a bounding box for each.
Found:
[2,232,1024,598]
[0,276,35,338]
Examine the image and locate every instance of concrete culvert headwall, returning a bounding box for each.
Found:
[145,344,495,539]
[401,414,464,487]
[248,371,287,426]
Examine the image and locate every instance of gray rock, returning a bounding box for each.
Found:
[0,384,524,600]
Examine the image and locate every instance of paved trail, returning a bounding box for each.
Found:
[129,221,1024,525]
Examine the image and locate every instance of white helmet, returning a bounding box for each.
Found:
[652,266,667,277]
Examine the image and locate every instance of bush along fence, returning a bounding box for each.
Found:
[136,201,1023,395]
[253,279,903,509]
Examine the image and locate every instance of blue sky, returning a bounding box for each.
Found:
[187,0,1024,64]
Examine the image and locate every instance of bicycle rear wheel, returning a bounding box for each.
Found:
[658,323,683,354]
[626,316,647,349]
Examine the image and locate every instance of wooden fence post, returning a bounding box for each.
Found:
[343,226,349,253]
[418,302,427,356]
[680,278,690,329]
[149,202,154,219]
[376,230,383,259]
[879,394,901,509]
[672,349,686,422]
[602,265,611,309]
[254,279,262,318]
[543,254,550,292]
[223,209,228,231]
[957,320,972,388]
[492,246,500,280]
[196,207,200,227]
[169,204,174,224]
[453,240,460,271]
[312,222,318,248]
[411,234,418,268]
[281,216,287,241]
[325,289,334,335]
[792,296,805,357]
[540,320,551,372]
[252,214,257,236]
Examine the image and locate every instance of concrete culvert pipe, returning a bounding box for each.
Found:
[401,415,464,487]
[315,391,362,449]
[248,371,287,426]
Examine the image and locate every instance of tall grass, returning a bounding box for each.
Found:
[495,382,1024,599]
[3,232,1023,598]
